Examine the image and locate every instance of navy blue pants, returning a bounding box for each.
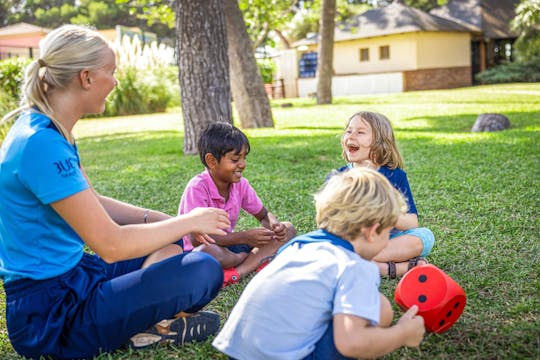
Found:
[4,251,223,360]
[303,320,354,360]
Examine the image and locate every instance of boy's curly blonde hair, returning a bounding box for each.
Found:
[315,168,407,241]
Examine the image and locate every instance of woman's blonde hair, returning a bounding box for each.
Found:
[342,111,404,169]
[1,24,111,143]
[315,168,407,241]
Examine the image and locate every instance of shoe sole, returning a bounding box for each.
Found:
[129,310,220,349]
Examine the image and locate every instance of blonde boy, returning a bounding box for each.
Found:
[213,168,425,359]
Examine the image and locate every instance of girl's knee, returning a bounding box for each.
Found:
[417,228,435,257]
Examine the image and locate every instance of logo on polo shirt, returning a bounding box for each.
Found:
[53,157,80,178]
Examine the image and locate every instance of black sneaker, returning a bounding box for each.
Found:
[129,310,221,349]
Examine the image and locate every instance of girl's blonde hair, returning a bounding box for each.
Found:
[1,24,111,143]
[316,167,407,241]
[342,111,404,169]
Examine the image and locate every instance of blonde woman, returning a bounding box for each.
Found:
[0,25,230,359]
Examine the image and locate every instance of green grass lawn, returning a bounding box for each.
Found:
[1,83,539,359]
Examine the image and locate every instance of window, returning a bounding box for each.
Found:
[359,48,369,62]
[299,51,318,78]
[379,45,390,60]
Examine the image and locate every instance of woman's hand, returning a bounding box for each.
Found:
[185,207,230,236]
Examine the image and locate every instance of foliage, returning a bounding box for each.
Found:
[0,88,17,116]
[389,0,447,11]
[103,35,179,116]
[0,57,30,142]
[282,0,372,44]
[104,65,179,116]
[33,2,79,28]
[0,57,31,100]
[475,57,540,84]
[0,1,23,27]
[8,0,75,26]
[257,58,277,84]
[116,0,176,29]
[360,0,447,10]
[2,83,539,359]
[0,35,178,119]
[3,0,174,41]
[250,0,447,46]
[0,88,18,142]
[114,34,175,68]
[511,0,540,62]
[111,0,372,50]
[239,0,297,49]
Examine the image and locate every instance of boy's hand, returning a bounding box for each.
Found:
[267,213,288,242]
[245,227,275,247]
[396,305,425,347]
[271,222,288,242]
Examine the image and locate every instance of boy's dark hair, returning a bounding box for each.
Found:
[198,122,250,167]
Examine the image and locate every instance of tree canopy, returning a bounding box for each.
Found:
[511,0,540,62]
[1,0,174,40]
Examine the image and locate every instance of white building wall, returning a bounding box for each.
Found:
[297,72,403,97]
[277,49,299,98]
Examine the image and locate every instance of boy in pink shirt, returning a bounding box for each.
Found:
[178,122,296,287]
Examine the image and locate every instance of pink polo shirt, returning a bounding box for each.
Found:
[178,169,264,251]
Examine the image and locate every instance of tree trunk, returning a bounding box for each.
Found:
[176,0,232,154]
[316,0,336,105]
[224,0,274,128]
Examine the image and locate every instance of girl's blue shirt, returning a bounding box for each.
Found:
[332,163,417,215]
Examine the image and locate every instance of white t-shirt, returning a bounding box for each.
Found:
[213,229,381,360]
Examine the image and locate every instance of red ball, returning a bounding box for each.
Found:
[394,264,466,334]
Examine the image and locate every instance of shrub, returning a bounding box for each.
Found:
[475,57,540,84]
[0,57,32,100]
[257,58,277,84]
[104,66,148,116]
[101,35,180,116]
[103,65,179,116]
[0,88,18,142]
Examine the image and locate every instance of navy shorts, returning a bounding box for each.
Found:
[4,252,223,359]
[226,244,252,254]
[303,320,354,360]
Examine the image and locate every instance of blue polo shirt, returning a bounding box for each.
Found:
[0,111,89,283]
